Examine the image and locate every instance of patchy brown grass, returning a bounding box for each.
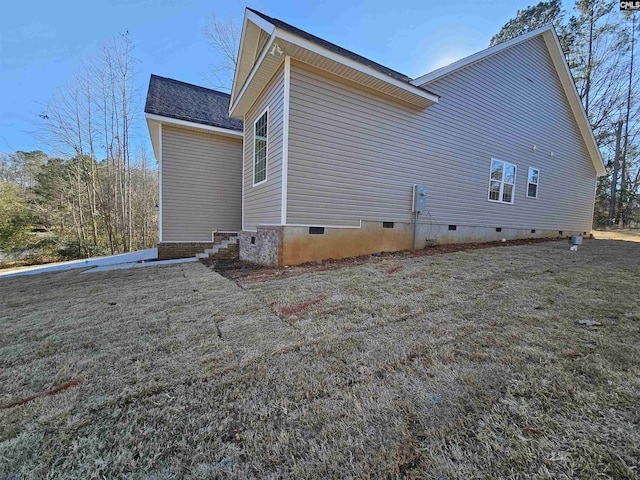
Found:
[1,239,639,479]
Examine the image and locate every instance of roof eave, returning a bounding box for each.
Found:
[540,29,606,176]
[275,29,439,104]
[411,25,556,86]
[230,26,439,118]
[412,25,605,177]
[145,113,243,138]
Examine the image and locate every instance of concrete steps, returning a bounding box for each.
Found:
[196,234,239,261]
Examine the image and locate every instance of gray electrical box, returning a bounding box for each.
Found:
[412,184,427,213]
[569,235,583,245]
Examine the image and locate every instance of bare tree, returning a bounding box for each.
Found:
[34,32,155,257]
[202,13,241,92]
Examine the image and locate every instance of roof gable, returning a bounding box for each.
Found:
[412,26,605,176]
[247,9,412,83]
[229,8,439,117]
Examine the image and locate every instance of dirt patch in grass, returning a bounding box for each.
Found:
[1,239,639,479]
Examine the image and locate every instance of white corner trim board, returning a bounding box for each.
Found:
[281,56,291,225]
[158,122,163,243]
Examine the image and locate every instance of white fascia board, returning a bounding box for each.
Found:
[411,24,555,86]
[145,113,243,138]
[246,9,276,36]
[229,32,278,117]
[230,14,250,106]
[412,24,605,177]
[146,118,160,160]
[276,29,439,104]
[231,10,277,106]
[541,29,606,176]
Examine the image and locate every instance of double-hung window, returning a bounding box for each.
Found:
[488,158,516,204]
[253,110,268,185]
[527,167,540,198]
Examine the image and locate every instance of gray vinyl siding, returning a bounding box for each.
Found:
[161,125,242,241]
[286,36,597,231]
[243,65,285,230]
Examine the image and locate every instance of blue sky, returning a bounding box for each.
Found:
[0,0,534,154]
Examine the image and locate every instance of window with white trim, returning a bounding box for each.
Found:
[527,167,540,198]
[253,110,268,185]
[488,159,516,204]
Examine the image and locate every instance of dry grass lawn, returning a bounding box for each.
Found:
[1,239,639,479]
[592,229,640,242]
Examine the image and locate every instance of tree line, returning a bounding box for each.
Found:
[491,0,639,227]
[0,34,157,266]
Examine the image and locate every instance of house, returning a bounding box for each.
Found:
[145,8,606,265]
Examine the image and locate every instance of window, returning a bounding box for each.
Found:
[488,159,516,204]
[253,110,268,185]
[527,167,540,198]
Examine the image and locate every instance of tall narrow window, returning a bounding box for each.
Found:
[527,167,540,198]
[253,110,268,185]
[488,159,516,204]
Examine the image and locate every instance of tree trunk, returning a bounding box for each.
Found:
[609,119,624,226]
[619,14,636,227]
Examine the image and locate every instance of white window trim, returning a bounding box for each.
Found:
[252,107,269,186]
[526,167,540,199]
[487,158,517,205]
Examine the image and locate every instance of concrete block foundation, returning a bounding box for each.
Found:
[239,226,283,267]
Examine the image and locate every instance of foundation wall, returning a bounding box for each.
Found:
[239,221,587,267]
[281,222,413,266]
[158,242,214,260]
[244,221,586,266]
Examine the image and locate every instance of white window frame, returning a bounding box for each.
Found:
[252,107,269,186]
[487,158,517,205]
[526,167,540,199]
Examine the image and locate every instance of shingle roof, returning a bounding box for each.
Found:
[144,75,243,131]
[248,8,412,84]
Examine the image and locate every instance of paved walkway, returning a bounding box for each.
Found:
[181,264,304,367]
[0,248,194,278]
